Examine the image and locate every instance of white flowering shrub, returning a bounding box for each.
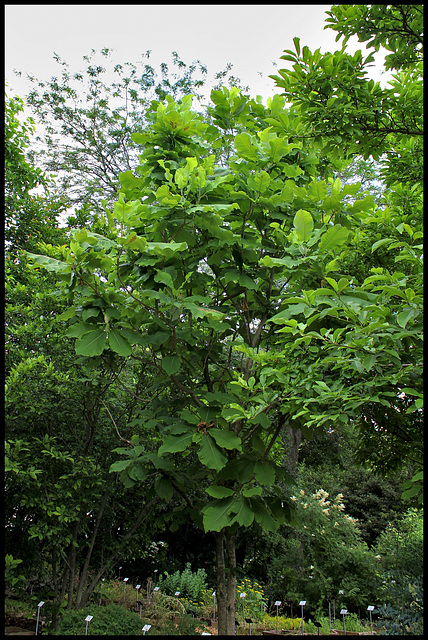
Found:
[267,486,380,615]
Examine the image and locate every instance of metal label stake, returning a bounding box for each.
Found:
[123,577,129,604]
[35,601,44,636]
[367,606,375,635]
[84,614,93,636]
[240,592,246,622]
[274,601,281,632]
[340,609,348,635]
[245,617,254,635]
[299,601,306,635]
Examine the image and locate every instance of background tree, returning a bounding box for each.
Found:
[270,4,423,187]
[5,85,64,259]
[5,85,166,625]
[17,49,248,222]
[374,508,423,634]
[268,2,423,500]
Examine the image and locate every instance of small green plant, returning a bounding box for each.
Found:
[5,554,26,590]
[4,596,34,619]
[157,563,208,602]
[262,613,303,630]
[92,578,136,607]
[376,572,423,635]
[338,612,361,632]
[149,614,206,635]
[51,603,147,635]
[236,578,267,622]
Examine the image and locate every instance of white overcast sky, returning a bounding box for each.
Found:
[5,3,389,106]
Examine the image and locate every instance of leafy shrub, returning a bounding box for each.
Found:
[332,612,363,632]
[4,596,34,618]
[262,614,303,630]
[5,554,26,590]
[374,508,423,579]
[51,603,147,635]
[376,572,423,635]
[264,486,380,610]
[150,614,206,635]
[157,562,208,602]
[236,578,267,622]
[92,578,140,608]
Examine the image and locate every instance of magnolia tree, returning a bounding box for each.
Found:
[28,77,422,630]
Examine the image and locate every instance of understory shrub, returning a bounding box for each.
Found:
[51,603,147,635]
[262,614,303,630]
[236,577,267,622]
[157,562,208,602]
[376,573,423,635]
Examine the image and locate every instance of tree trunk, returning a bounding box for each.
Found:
[284,424,302,474]
[75,486,110,608]
[215,531,227,635]
[66,519,81,609]
[225,529,237,633]
[77,495,157,609]
[215,528,237,635]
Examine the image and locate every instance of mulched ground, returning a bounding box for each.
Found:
[5,615,37,635]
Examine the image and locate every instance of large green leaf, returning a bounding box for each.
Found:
[202,497,235,532]
[108,329,133,356]
[155,475,174,500]
[75,329,107,356]
[229,497,255,527]
[65,322,95,338]
[109,459,132,473]
[119,327,148,347]
[243,486,263,497]
[318,225,349,252]
[254,460,275,486]
[158,432,194,456]
[248,497,279,532]
[293,209,314,242]
[26,252,70,273]
[234,133,259,160]
[209,428,242,451]
[247,170,271,194]
[128,463,148,482]
[197,434,228,471]
[217,457,255,484]
[161,355,181,376]
[397,308,418,328]
[206,485,234,499]
[308,180,327,200]
[154,269,175,290]
[268,137,291,163]
[146,241,188,257]
[55,306,76,322]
